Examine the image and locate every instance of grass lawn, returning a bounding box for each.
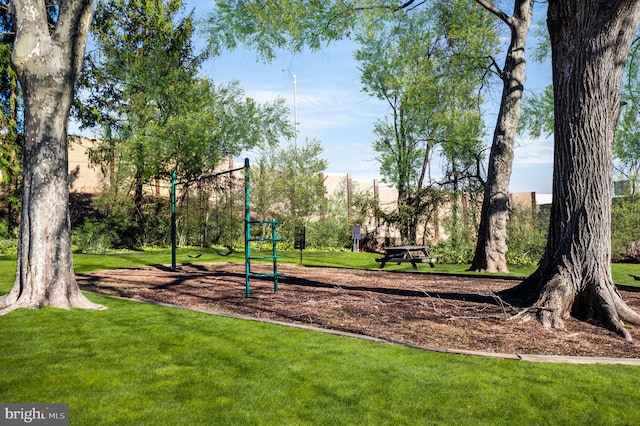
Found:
[1,251,640,424]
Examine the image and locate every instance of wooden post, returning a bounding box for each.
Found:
[374,179,380,230]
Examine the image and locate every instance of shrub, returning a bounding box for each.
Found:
[430,239,475,264]
[612,195,640,262]
[0,219,18,254]
[73,221,118,254]
[430,223,475,264]
[430,205,476,264]
[306,218,352,249]
[506,206,547,266]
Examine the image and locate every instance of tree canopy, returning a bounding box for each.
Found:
[252,138,328,223]
[0,4,21,228]
[351,1,497,244]
[75,0,293,186]
[0,9,20,185]
[355,2,496,197]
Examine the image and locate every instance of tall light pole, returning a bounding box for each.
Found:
[283,68,298,149]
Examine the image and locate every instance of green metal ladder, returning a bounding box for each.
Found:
[244,158,283,297]
[244,219,283,297]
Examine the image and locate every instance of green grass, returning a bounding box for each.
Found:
[1,294,640,425]
[612,262,640,286]
[1,251,640,424]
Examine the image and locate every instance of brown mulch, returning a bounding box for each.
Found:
[77,262,640,360]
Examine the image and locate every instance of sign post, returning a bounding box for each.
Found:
[351,224,361,252]
[294,226,306,264]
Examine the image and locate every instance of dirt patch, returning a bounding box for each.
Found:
[77,262,640,359]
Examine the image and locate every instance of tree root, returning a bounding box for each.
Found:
[507,269,640,341]
[0,285,106,315]
[612,290,640,326]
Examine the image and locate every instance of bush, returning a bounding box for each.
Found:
[305,218,352,249]
[73,221,118,254]
[274,218,351,251]
[430,239,474,264]
[612,195,640,261]
[430,209,476,264]
[80,191,174,249]
[429,206,548,266]
[506,207,547,266]
[0,219,18,254]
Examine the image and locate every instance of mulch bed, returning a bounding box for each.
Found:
[77,262,640,359]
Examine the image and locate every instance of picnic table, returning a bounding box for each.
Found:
[375,245,438,270]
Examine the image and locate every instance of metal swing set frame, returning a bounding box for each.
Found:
[170,158,282,296]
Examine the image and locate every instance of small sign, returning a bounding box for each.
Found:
[351,224,361,252]
[294,226,306,250]
[351,224,361,240]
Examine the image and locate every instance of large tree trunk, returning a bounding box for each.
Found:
[0,0,105,313]
[470,0,534,273]
[506,0,640,340]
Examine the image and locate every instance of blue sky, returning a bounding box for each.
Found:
[202,39,394,182]
[193,1,555,194]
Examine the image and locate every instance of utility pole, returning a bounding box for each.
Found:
[283,68,298,149]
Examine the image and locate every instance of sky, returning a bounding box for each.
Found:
[74,1,554,195]
[190,1,555,195]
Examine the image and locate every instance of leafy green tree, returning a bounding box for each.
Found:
[616,109,640,195]
[75,0,207,209]
[518,84,554,139]
[74,0,292,244]
[611,195,640,261]
[252,139,328,226]
[0,3,25,230]
[78,0,292,182]
[354,2,496,243]
[0,10,20,185]
[615,37,640,195]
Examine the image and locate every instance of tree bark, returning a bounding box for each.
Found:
[0,0,105,313]
[506,0,640,339]
[470,0,534,273]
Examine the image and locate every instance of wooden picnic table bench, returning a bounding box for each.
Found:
[375,245,438,270]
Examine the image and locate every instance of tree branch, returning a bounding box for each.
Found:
[488,55,504,77]
[56,0,93,76]
[396,0,428,12]
[0,1,11,15]
[473,0,513,26]
[57,0,92,40]
[12,0,48,35]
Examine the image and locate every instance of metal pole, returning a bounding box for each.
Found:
[244,158,251,297]
[292,73,298,149]
[284,69,298,149]
[272,219,278,294]
[171,172,177,269]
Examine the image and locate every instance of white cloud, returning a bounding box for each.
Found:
[513,134,554,166]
